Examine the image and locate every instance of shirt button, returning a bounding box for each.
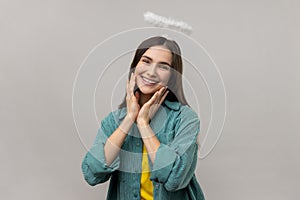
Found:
[134,193,138,198]
[136,142,140,146]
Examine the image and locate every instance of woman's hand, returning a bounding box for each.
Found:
[126,72,140,122]
[136,86,169,126]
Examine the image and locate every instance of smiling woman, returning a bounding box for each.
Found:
[135,46,172,105]
[81,36,205,200]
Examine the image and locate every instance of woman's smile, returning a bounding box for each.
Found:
[141,75,159,86]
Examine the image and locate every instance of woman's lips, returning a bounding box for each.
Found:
[141,76,158,86]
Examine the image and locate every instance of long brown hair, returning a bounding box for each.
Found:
[119,36,188,108]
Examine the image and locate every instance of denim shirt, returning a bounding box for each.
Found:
[81,100,205,200]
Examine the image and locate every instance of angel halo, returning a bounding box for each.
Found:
[143,11,193,35]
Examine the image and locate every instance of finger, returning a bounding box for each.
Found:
[158,90,169,105]
[126,79,130,98]
[159,86,168,99]
[159,86,167,95]
[149,90,168,119]
[148,92,161,118]
[154,86,167,104]
[129,72,133,88]
[145,86,166,106]
[129,73,136,95]
[127,73,135,99]
[127,73,133,95]
[132,73,137,92]
[147,91,160,106]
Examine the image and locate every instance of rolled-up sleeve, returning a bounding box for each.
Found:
[81,112,120,186]
[150,107,200,192]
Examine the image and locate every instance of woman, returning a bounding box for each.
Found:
[81,36,205,200]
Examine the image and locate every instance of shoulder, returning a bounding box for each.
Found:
[176,105,200,130]
[178,104,199,119]
[163,100,199,121]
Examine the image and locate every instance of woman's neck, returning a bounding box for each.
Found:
[139,93,152,106]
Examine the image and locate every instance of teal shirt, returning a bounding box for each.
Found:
[81,100,205,200]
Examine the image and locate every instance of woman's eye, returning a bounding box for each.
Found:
[142,59,150,64]
[159,65,170,70]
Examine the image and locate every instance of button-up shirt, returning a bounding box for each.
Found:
[81,100,205,200]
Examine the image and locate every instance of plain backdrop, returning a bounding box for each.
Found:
[1,0,299,199]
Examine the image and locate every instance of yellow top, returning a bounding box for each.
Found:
[140,144,154,200]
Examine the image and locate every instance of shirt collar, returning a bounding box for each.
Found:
[162,100,180,111]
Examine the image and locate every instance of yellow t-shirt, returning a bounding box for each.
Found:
[140,144,154,200]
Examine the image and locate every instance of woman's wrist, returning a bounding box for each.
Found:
[137,122,156,140]
[119,115,135,134]
[136,120,149,128]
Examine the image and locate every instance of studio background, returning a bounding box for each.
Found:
[1,0,299,199]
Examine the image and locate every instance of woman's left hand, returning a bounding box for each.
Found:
[136,86,169,126]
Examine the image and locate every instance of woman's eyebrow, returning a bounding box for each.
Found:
[142,55,171,66]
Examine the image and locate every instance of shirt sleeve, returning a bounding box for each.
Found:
[81,112,120,186]
[150,106,200,192]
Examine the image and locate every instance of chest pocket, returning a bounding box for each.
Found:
[156,128,175,145]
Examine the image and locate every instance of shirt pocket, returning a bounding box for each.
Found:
[157,128,175,145]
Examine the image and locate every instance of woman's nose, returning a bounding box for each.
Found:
[146,64,157,77]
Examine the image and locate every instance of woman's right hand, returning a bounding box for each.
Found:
[126,72,140,122]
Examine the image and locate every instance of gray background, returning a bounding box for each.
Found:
[1,0,299,199]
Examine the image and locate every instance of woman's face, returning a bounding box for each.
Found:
[135,45,172,95]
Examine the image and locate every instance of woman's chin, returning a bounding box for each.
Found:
[138,85,160,95]
[139,89,155,95]
[137,80,167,94]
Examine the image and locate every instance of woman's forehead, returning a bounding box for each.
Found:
[142,46,172,62]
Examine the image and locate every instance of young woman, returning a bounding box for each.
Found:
[81,36,205,200]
